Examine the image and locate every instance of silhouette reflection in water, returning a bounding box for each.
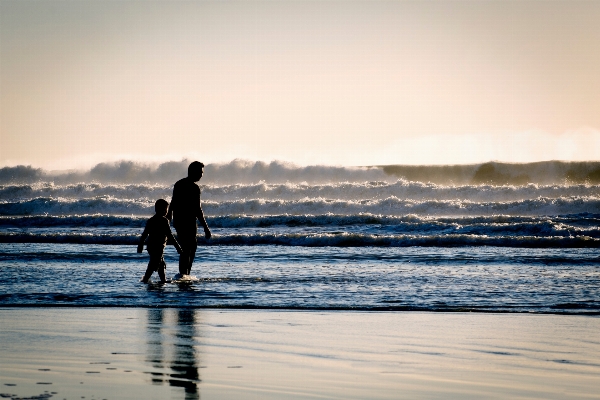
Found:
[145,309,201,399]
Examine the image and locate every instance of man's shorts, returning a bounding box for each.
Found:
[175,228,198,252]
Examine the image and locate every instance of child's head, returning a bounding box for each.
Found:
[155,199,169,216]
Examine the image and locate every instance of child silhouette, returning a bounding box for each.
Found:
[138,199,182,283]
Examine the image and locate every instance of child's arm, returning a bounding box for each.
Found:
[137,226,149,253]
[168,230,183,254]
[161,218,182,254]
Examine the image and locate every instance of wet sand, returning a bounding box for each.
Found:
[0,308,599,399]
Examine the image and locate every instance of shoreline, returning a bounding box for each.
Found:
[0,304,600,317]
[1,305,599,316]
[1,308,599,399]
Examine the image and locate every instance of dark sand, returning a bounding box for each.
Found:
[1,308,599,399]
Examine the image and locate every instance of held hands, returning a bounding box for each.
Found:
[137,244,144,253]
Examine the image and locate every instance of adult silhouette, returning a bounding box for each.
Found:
[167,161,211,277]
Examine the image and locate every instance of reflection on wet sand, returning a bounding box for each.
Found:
[145,309,201,399]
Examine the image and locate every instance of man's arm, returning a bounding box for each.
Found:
[198,205,211,239]
[166,199,174,222]
[195,185,211,239]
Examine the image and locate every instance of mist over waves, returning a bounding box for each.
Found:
[2,159,600,185]
[0,159,387,185]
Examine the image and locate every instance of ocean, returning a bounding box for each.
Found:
[1,159,599,313]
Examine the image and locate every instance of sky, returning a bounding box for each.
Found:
[1,0,600,169]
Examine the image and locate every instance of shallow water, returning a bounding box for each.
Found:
[1,243,598,313]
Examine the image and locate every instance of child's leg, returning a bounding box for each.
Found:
[142,260,154,283]
[142,252,160,283]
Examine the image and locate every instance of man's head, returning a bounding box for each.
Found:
[155,199,169,216]
[188,161,205,182]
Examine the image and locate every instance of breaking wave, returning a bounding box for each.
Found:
[2,159,599,248]
[1,213,598,248]
[1,231,598,248]
[2,181,600,203]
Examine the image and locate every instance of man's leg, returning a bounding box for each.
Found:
[176,229,198,276]
[179,244,196,275]
[188,247,196,275]
[157,255,167,283]
[178,242,193,276]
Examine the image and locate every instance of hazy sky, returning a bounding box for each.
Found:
[2,0,600,169]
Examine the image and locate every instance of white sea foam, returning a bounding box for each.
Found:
[2,181,600,204]
[1,231,598,248]
[1,195,599,217]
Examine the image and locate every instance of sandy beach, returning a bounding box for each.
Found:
[1,308,599,399]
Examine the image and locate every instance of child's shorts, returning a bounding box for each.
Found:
[147,250,166,271]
